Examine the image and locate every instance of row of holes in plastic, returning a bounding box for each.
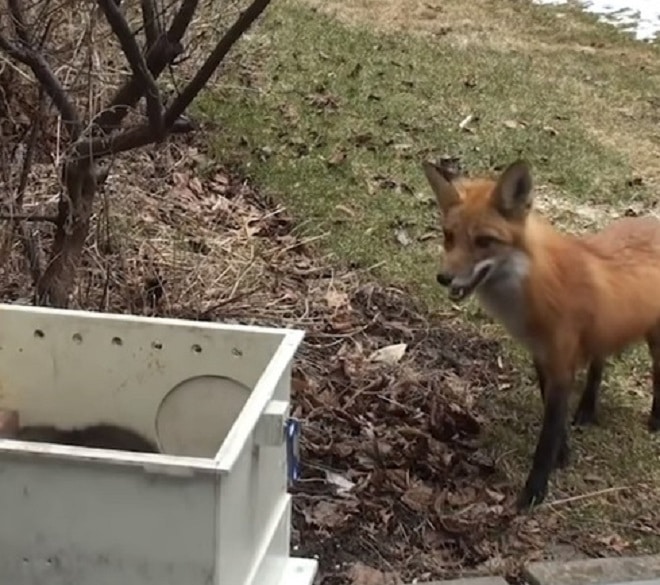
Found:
[31,330,243,356]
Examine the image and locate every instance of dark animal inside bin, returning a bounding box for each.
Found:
[0,408,159,453]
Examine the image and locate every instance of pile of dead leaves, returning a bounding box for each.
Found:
[288,281,559,584]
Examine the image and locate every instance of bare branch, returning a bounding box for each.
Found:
[76,117,196,160]
[1,0,276,307]
[0,5,82,139]
[93,0,200,133]
[165,0,272,124]
[169,0,201,40]
[8,83,48,287]
[97,0,165,139]
[76,0,270,159]
[141,0,161,51]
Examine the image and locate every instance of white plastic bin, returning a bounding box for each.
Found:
[0,303,317,585]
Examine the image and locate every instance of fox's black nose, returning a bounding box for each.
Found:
[436,272,453,287]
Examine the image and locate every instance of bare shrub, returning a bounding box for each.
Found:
[0,0,271,306]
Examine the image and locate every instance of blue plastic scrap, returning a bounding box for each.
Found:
[285,417,301,486]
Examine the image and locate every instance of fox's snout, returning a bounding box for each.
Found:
[436,272,452,287]
[435,269,471,301]
[436,259,497,302]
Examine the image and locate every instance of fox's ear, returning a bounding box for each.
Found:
[421,161,461,213]
[493,160,533,220]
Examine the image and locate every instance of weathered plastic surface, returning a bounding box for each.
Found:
[524,554,660,585]
[605,581,660,585]
[0,303,316,585]
[413,578,509,585]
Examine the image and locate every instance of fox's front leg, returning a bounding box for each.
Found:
[532,357,570,469]
[518,362,573,511]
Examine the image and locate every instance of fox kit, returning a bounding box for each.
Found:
[422,158,660,510]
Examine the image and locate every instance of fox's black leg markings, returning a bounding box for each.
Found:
[573,359,604,427]
[518,373,570,511]
[646,326,660,432]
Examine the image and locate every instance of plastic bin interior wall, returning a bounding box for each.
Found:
[0,303,317,585]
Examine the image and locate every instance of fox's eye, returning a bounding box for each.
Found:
[443,229,455,248]
[474,235,499,248]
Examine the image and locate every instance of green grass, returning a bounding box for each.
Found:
[199,0,660,556]
[200,1,660,308]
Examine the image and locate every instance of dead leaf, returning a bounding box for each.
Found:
[418,231,437,241]
[325,470,355,495]
[597,533,630,553]
[307,500,354,528]
[503,119,525,129]
[584,473,606,484]
[347,562,402,585]
[485,488,506,504]
[401,484,434,512]
[327,149,347,167]
[188,176,203,196]
[211,195,232,213]
[394,228,412,247]
[353,133,374,147]
[172,171,188,187]
[325,288,350,309]
[446,486,478,507]
[334,204,356,218]
[543,125,558,136]
[369,343,407,365]
[414,191,434,205]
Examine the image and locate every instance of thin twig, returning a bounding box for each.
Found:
[19,223,44,292]
[14,88,45,207]
[0,214,59,223]
[97,0,165,138]
[542,486,630,508]
[200,284,264,317]
[7,0,32,45]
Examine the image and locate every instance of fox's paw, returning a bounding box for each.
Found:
[648,414,660,433]
[555,440,571,470]
[572,405,598,427]
[516,478,548,512]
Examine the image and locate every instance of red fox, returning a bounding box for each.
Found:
[422,158,660,510]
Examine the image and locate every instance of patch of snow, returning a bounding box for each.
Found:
[535,0,660,41]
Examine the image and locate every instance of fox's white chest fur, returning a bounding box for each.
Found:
[476,251,535,350]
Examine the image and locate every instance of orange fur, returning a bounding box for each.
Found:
[441,175,660,375]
